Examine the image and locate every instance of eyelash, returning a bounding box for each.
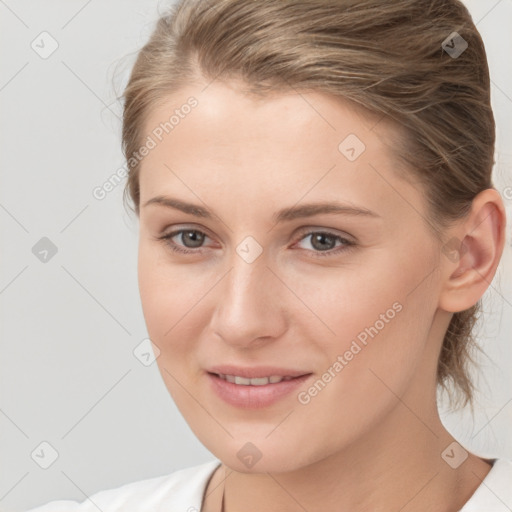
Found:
[156,228,356,259]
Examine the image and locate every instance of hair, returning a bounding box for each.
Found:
[120,0,496,410]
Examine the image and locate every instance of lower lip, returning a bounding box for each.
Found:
[207,372,313,409]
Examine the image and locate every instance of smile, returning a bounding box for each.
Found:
[207,371,313,408]
[215,374,296,385]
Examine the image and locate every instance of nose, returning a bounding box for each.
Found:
[208,251,288,349]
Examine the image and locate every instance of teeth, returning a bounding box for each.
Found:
[217,374,295,385]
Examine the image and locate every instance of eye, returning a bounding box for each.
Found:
[157,228,211,255]
[156,227,356,258]
[294,230,355,258]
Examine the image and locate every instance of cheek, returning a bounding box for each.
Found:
[289,278,437,455]
[306,251,439,409]
[137,241,210,370]
[137,242,187,346]
[138,244,165,334]
[137,247,197,410]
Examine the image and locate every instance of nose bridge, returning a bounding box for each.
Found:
[224,232,271,303]
[210,243,286,344]
[222,249,272,320]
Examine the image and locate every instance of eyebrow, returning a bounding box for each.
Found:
[143,196,380,223]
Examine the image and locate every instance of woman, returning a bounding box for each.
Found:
[28,0,511,510]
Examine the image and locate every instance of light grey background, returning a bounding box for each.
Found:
[0,0,511,510]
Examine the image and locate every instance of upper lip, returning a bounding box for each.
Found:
[207,365,311,379]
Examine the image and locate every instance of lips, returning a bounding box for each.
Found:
[216,374,294,385]
[207,364,310,379]
[206,365,313,408]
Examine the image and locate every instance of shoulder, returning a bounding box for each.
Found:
[460,458,512,511]
[26,459,221,512]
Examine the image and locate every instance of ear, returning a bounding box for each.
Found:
[438,188,507,313]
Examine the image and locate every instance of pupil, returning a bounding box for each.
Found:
[184,230,204,248]
[312,233,334,251]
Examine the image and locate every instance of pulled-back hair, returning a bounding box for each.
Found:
[121,0,496,409]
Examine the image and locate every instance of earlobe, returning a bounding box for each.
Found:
[439,188,507,313]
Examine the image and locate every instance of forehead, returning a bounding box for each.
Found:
[138,80,421,222]
[144,79,387,156]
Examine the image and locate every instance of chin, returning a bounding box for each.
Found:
[205,436,320,475]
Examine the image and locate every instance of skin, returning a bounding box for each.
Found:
[136,79,506,512]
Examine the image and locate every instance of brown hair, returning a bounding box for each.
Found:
[120,0,495,409]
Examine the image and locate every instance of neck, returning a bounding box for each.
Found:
[211,397,491,512]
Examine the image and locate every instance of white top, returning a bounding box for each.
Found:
[26,458,512,511]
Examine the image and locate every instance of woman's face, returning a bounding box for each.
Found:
[137,80,447,473]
